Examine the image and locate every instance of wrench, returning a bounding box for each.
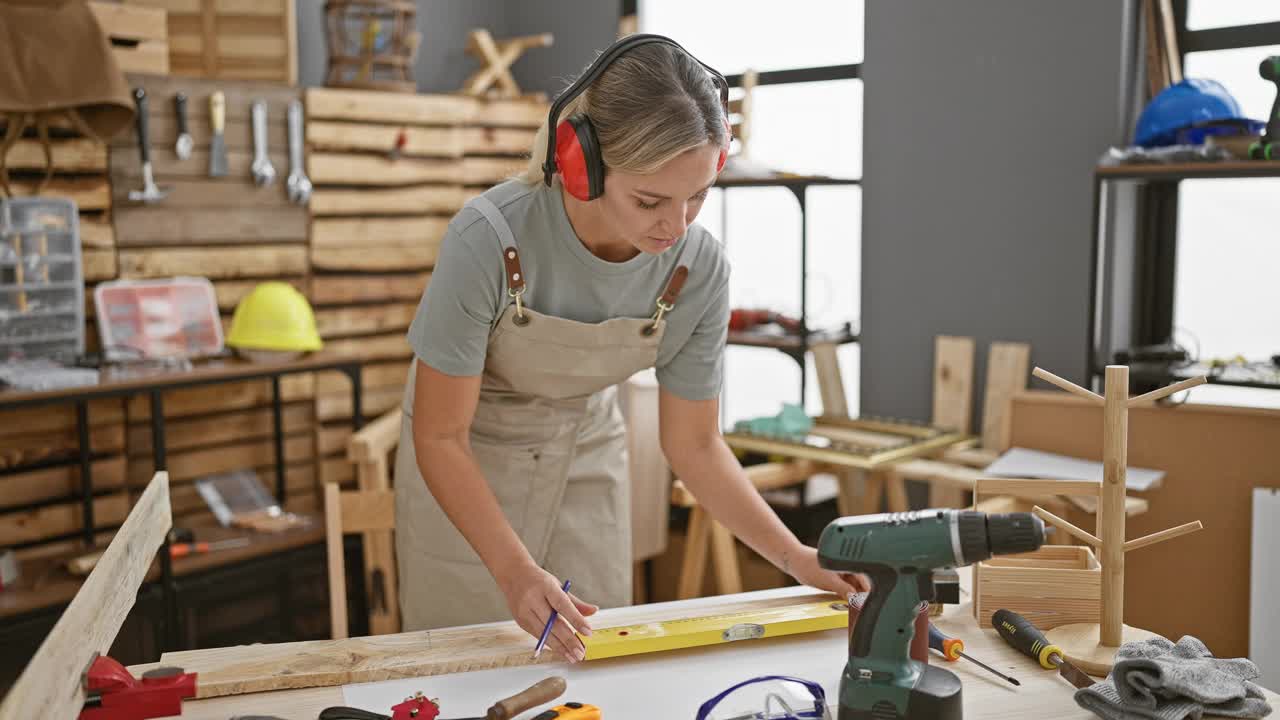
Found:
[286,99,311,205]
[250,99,276,187]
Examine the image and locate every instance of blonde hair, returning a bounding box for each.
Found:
[518,42,728,185]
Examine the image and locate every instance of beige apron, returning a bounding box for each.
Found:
[394,195,691,631]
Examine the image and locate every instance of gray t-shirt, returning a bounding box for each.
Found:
[406,178,731,401]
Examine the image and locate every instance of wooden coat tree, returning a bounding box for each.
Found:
[1029,364,1205,674]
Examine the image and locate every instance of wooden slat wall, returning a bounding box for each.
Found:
[107,73,317,525]
[302,88,545,489]
[122,0,296,84]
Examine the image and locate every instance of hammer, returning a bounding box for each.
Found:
[128,87,170,204]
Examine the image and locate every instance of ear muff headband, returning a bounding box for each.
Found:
[541,33,731,194]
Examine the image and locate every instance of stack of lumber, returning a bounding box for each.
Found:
[123,0,297,84]
[107,73,317,522]
[303,88,545,488]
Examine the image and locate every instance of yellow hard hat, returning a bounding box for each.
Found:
[226,281,323,352]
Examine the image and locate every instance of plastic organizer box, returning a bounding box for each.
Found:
[0,197,84,362]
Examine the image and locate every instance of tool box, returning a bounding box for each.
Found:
[93,277,223,362]
[0,197,85,363]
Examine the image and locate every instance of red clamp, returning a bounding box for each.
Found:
[79,654,197,720]
[391,691,440,720]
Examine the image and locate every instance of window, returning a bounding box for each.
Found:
[639,1,865,423]
[1173,4,1280,407]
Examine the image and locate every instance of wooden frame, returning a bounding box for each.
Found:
[723,414,968,471]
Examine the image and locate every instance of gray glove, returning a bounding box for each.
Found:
[1075,635,1272,720]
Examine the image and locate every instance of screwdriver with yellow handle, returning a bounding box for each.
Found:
[992,609,1095,689]
[926,622,1020,685]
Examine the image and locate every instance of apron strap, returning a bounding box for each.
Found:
[467,195,530,324]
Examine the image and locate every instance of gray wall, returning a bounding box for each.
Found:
[859,0,1136,428]
[296,1,618,95]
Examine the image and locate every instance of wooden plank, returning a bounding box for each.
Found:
[974,478,1100,498]
[212,277,307,310]
[311,217,449,249]
[134,590,836,698]
[317,361,407,395]
[311,245,439,272]
[127,402,313,454]
[308,153,461,186]
[113,41,171,75]
[461,126,537,156]
[0,492,130,546]
[461,156,525,185]
[89,1,169,41]
[119,246,307,279]
[0,400,125,437]
[79,213,116,249]
[8,177,110,211]
[309,273,429,305]
[314,303,417,339]
[315,334,410,363]
[474,98,548,128]
[981,341,1031,452]
[305,88,477,126]
[110,177,301,210]
[0,457,127,509]
[316,384,402,423]
[126,374,314,419]
[307,122,463,158]
[82,248,119,282]
[309,186,464,216]
[933,336,974,434]
[112,145,289,182]
[0,474,168,720]
[127,433,314,486]
[0,422,124,471]
[5,139,107,173]
[113,206,305,246]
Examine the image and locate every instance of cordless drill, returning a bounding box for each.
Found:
[1250,56,1280,160]
[818,510,1045,720]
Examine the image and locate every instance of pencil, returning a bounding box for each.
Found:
[533,579,571,659]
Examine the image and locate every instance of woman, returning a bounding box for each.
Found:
[395,34,865,663]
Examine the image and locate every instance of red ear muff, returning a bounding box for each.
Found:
[555,113,604,201]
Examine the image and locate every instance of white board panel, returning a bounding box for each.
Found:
[1252,487,1280,690]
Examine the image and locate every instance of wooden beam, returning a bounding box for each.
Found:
[349,408,404,464]
[1032,367,1103,404]
[309,186,464,216]
[113,206,307,246]
[974,478,1100,498]
[310,217,449,249]
[307,122,463,158]
[311,245,439,272]
[119,246,307,279]
[309,273,430,305]
[324,481,349,640]
[308,153,461,186]
[0,473,169,720]
[305,88,477,125]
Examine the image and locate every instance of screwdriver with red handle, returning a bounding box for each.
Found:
[927,622,1021,686]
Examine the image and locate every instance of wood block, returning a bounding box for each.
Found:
[305,88,477,126]
[6,139,107,173]
[307,123,463,158]
[461,156,525,185]
[114,206,306,246]
[974,545,1101,630]
[0,420,124,470]
[313,304,417,339]
[311,245,439,272]
[0,456,127,510]
[213,277,306,311]
[126,402,313,454]
[119,246,307,279]
[310,217,449,249]
[126,433,314,486]
[309,273,429,305]
[474,98,549,128]
[461,126,537,156]
[113,146,290,183]
[79,214,116,249]
[82,248,118,282]
[316,384,402,423]
[9,177,109,211]
[126,374,314,420]
[308,153,462,186]
[0,492,130,546]
[309,186,464,216]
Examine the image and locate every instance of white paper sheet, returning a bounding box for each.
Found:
[341,629,848,719]
[983,447,1164,492]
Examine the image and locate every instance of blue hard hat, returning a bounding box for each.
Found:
[1134,78,1260,147]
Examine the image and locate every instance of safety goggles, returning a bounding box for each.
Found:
[696,675,830,720]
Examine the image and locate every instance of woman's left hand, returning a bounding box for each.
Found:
[786,545,871,597]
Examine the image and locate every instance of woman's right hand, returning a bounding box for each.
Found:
[498,562,598,663]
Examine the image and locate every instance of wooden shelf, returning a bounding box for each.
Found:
[1095,159,1280,181]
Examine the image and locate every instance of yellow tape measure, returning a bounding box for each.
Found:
[580,600,849,660]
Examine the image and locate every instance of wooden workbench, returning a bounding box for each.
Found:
[138,572,1280,720]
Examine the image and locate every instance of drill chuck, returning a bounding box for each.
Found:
[954,511,1044,565]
